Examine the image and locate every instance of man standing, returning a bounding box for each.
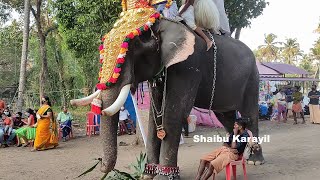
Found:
[292,86,305,124]
[285,86,293,116]
[57,106,73,142]
[276,88,287,123]
[308,85,320,124]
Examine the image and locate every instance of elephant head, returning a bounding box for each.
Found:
[70,10,196,173]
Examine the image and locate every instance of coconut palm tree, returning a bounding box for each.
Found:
[257,33,281,62]
[311,39,320,79]
[281,38,302,65]
[299,54,313,72]
[314,21,320,33]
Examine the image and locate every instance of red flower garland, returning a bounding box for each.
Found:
[96,12,161,90]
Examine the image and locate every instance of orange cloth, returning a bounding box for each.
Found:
[292,102,303,113]
[34,105,59,150]
[0,100,5,113]
[3,118,11,125]
[201,146,239,174]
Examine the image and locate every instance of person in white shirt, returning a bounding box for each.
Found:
[119,106,135,135]
[276,88,287,123]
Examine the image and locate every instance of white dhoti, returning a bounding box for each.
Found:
[212,0,230,33]
[309,104,320,124]
[179,5,197,30]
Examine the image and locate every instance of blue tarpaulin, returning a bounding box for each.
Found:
[92,93,137,129]
[124,93,137,127]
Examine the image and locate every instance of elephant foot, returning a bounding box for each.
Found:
[153,174,180,180]
[247,144,265,165]
[155,165,180,180]
[141,173,156,180]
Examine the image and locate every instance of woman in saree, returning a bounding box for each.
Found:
[15,108,37,147]
[33,96,59,151]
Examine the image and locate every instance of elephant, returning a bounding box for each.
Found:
[70,18,265,179]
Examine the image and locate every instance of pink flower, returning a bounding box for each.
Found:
[114,68,121,73]
[99,45,104,51]
[121,42,129,48]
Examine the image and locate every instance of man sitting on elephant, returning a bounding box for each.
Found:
[195,118,249,180]
[150,0,179,19]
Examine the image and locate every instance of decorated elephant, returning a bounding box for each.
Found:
[70,1,264,179]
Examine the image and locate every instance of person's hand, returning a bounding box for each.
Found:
[233,128,238,135]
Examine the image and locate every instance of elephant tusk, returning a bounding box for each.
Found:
[102,84,131,116]
[70,90,101,106]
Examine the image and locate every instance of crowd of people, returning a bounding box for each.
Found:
[260,85,320,124]
[0,96,74,149]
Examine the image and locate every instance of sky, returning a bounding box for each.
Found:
[240,0,320,54]
[5,0,320,54]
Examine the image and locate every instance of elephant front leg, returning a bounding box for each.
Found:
[142,86,163,179]
[155,88,199,179]
[142,109,162,179]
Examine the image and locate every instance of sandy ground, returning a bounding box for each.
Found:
[1,110,320,180]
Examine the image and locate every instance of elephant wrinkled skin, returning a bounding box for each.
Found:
[71,19,264,179]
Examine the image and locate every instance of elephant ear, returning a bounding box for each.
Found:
[159,20,196,68]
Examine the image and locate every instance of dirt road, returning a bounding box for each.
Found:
[1,116,320,180]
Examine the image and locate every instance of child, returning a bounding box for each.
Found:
[178,0,220,51]
[2,112,13,135]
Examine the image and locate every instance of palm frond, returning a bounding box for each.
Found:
[77,159,101,178]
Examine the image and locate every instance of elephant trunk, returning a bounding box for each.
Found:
[99,87,121,174]
[99,83,131,174]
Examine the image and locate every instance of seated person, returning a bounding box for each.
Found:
[119,106,136,135]
[15,108,37,147]
[195,118,249,180]
[178,0,220,51]
[57,106,73,142]
[13,112,24,129]
[0,111,16,147]
[2,111,13,136]
[151,0,179,20]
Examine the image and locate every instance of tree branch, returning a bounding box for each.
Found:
[30,6,36,18]
[44,24,58,37]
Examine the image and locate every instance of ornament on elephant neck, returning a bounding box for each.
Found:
[96,2,161,90]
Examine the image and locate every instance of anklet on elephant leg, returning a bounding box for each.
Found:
[156,165,180,180]
[144,163,158,175]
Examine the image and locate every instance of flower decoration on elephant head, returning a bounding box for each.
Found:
[96,0,161,91]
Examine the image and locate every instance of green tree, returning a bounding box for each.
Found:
[54,0,122,90]
[299,54,313,73]
[281,38,302,65]
[256,33,281,62]
[0,20,23,87]
[225,0,269,39]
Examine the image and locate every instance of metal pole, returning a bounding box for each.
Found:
[130,93,147,148]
